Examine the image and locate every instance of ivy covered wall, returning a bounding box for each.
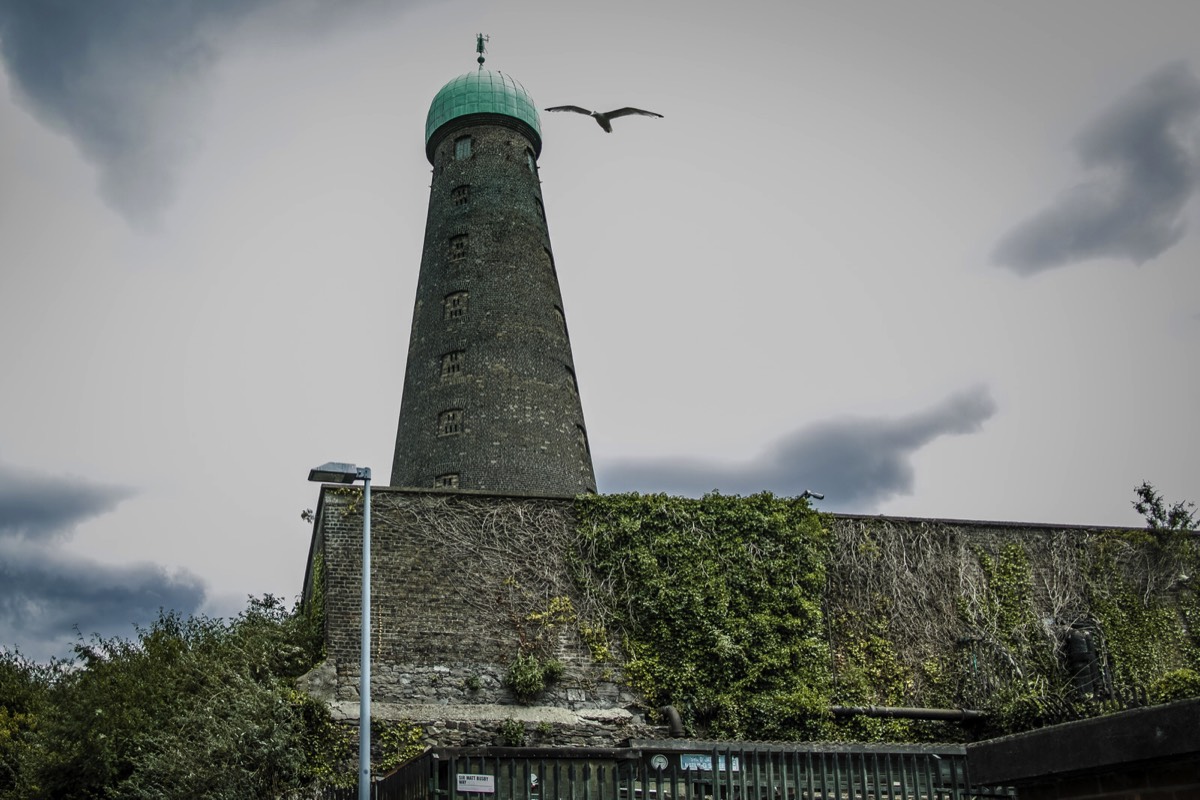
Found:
[823,514,1199,740]
[571,495,1200,742]
[573,492,830,741]
[304,488,1199,745]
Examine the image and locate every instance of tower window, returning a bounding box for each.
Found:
[543,247,557,277]
[452,185,470,206]
[444,291,468,319]
[565,365,578,395]
[438,409,463,436]
[441,350,464,378]
[449,234,468,261]
[435,473,460,489]
[526,148,537,173]
[552,306,566,335]
[576,424,590,456]
[454,136,472,160]
[534,197,546,224]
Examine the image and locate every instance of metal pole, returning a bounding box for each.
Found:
[359,468,372,800]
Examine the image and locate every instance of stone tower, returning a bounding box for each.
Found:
[390,49,596,495]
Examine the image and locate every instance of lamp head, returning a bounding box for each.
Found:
[308,462,368,483]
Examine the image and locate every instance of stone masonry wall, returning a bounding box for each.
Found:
[302,486,651,747]
[301,491,1187,747]
[823,512,1191,715]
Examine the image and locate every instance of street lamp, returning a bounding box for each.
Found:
[801,490,824,501]
[308,461,372,800]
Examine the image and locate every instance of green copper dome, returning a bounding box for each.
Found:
[425,69,541,146]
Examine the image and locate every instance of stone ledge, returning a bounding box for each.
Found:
[330,701,634,726]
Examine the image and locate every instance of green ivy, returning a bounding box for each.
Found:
[573,492,830,740]
[497,718,526,747]
[1088,532,1198,691]
[303,552,327,660]
[978,545,1036,641]
[372,720,425,774]
[504,653,563,703]
[572,491,1198,743]
[828,610,917,741]
[1150,668,1200,703]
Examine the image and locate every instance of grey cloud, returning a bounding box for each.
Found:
[598,386,997,511]
[0,457,202,660]
[0,540,206,661]
[994,62,1200,274]
[0,1,274,227]
[0,0,406,228]
[0,462,131,541]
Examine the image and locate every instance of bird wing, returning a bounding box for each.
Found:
[604,107,664,120]
[544,105,594,115]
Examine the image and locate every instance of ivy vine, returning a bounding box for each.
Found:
[568,489,1198,742]
[573,492,831,740]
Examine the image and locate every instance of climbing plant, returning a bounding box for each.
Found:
[573,492,831,740]
[823,487,1200,739]
[330,485,1197,745]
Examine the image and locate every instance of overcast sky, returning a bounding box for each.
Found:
[1,0,1198,660]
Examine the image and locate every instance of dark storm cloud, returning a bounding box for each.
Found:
[0,462,131,541]
[599,386,997,511]
[0,0,275,227]
[0,458,204,660]
[0,0,405,228]
[0,541,206,661]
[994,62,1200,274]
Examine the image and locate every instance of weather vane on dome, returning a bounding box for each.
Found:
[476,33,489,68]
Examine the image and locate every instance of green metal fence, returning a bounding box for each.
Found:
[316,743,1014,800]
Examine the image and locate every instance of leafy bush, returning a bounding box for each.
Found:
[498,718,526,746]
[0,652,49,799]
[1150,668,1200,704]
[1,596,349,799]
[504,653,563,702]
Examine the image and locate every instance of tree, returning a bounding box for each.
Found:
[22,596,347,799]
[1133,481,1196,534]
[0,652,49,800]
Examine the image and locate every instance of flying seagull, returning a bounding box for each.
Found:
[544,105,663,133]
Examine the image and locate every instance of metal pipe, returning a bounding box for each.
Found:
[359,469,372,800]
[659,705,685,737]
[830,705,986,722]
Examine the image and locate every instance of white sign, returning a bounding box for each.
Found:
[679,754,740,772]
[457,774,496,793]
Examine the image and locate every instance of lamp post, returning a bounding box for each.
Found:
[308,461,372,800]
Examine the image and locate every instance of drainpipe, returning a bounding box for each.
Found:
[659,705,686,737]
[831,705,986,722]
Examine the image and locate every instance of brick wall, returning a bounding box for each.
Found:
[303,486,652,746]
[301,492,1196,750]
[390,117,595,496]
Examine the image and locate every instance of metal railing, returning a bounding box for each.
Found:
[303,743,1012,800]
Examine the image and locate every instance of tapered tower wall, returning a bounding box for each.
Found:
[390,107,596,495]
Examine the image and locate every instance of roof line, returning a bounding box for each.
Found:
[828,511,1151,533]
[331,485,1162,533]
